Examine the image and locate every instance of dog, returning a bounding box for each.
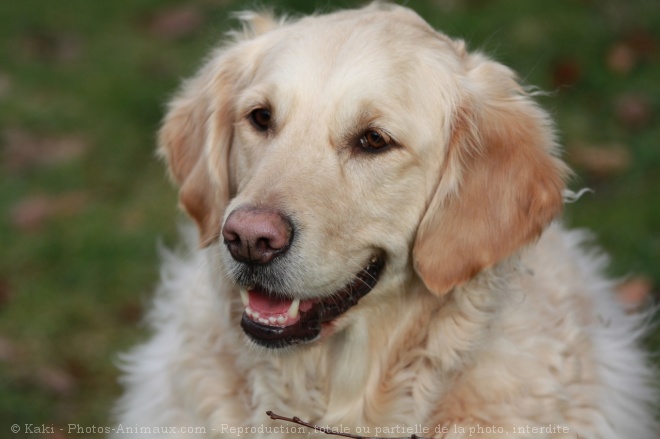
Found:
[114,3,657,438]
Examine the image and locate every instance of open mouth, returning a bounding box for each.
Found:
[239,256,384,349]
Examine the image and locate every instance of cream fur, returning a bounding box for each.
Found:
[114,4,657,438]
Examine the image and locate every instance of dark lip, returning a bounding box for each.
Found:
[240,255,385,349]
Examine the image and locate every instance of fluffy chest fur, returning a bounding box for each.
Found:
[115,225,656,438]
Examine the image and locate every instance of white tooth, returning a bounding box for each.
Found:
[245,307,253,317]
[252,311,260,318]
[240,290,249,307]
[259,318,269,325]
[277,316,286,325]
[268,317,277,324]
[287,298,300,319]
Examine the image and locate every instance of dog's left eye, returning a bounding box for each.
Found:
[249,108,272,131]
[359,130,390,151]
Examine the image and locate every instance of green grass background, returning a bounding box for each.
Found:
[0,0,658,434]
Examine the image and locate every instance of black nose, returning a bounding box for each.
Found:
[222,206,293,265]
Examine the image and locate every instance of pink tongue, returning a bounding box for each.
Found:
[248,289,292,316]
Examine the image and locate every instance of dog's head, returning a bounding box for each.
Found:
[158,4,568,349]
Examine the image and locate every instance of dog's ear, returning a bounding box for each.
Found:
[158,63,232,246]
[413,55,569,295]
[158,11,281,246]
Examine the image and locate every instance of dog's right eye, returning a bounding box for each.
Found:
[357,129,393,153]
[249,108,272,131]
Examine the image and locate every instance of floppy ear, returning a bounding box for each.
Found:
[158,64,232,246]
[413,55,569,295]
[158,11,281,246]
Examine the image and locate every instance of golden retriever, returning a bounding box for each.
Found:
[114,3,657,438]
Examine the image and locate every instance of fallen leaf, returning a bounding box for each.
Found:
[119,300,143,325]
[617,277,653,307]
[616,94,652,129]
[19,28,83,63]
[606,42,637,75]
[552,57,582,89]
[9,196,52,232]
[146,6,204,40]
[9,191,89,232]
[568,143,632,176]
[65,357,90,382]
[37,367,77,396]
[0,336,16,362]
[1,128,89,171]
[626,29,657,59]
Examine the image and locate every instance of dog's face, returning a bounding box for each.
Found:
[159,5,568,349]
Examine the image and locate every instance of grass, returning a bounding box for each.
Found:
[0,0,658,433]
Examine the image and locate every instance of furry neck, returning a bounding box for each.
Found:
[236,274,500,429]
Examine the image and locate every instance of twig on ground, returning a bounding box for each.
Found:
[266,411,434,439]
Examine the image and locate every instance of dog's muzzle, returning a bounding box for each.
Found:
[221,204,385,348]
[238,255,384,348]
